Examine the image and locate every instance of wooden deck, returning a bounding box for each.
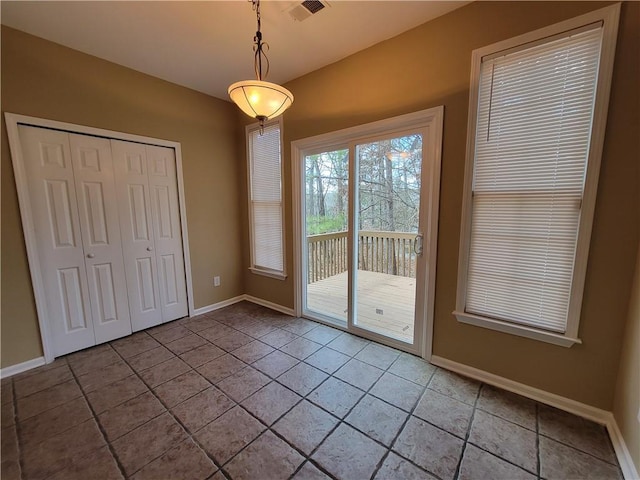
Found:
[306,270,415,343]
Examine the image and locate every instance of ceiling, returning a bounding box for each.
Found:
[1,1,469,101]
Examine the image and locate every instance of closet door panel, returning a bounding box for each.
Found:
[57,267,87,331]
[111,140,163,331]
[147,145,188,321]
[19,126,96,356]
[160,254,179,304]
[69,134,132,343]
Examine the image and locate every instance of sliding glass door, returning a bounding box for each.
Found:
[297,108,443,355]
[302,133,427,350]
[353,133,423,344]
[304,148,349,325]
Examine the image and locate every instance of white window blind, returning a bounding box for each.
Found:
[465,25,603,333]
[249,122,284,274]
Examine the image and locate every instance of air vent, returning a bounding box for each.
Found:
[302,0,325,14]
[287,0,330,22]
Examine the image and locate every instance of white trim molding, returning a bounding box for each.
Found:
[291,106,444,360]
[454,4,621,347]
[246,118,287,279]
[431,355,639,480]
[244,295,296,317]
[248,267,287,281]
[1,357,46,379]
[4,112,196,363]
[606,413,640,480]
[431,355,609,422]
[191,294,297,319]
[454,311,582,348]
[191,295,246,316]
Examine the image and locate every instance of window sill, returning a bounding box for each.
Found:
[249,267,287,281]
[453,311,581,348]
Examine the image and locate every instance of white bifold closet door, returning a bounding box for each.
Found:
[20,126,132,356]
[112,140,188,331]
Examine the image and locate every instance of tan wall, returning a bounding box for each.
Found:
[1,27,244,367]
[614,244,640,473]
[242,1,640,409]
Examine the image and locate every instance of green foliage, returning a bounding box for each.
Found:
[306,214,347,235]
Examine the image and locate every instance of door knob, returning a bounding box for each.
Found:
[414,233,424,256]
[147,246,153,252]
[87,253,95,259]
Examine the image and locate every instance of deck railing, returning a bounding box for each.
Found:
[307,230,417,284]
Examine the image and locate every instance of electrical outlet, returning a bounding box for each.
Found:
[214,276,221,287]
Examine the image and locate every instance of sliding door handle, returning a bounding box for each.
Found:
[414,233,424,256]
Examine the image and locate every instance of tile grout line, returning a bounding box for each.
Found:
[9,376,27,480]
[536,402,623,468]
[370,362,444,480]
[205,329,377,480]
[381,352,620,474]
[221,401,339,480]
[288,346,437,479]
[9,363,74,408]
[264,334,384,478]
[120,314,322,478]
[215,334,360,480]
[108,339,227,479]
[213,339,336,475]
[36,333,308,480]
[282,339,374,479]
[451,383,543,478]
[183,316,304,394]
[473,404,538,434]
[312,346,449,479]
[464,392,611,475]
[67,353,129,480]
[11,360,78,480]
[72,352,149,416]
[279,357,368,479]
[368,364,435,480]
[404,368,607,478]
[452,382,483,480]
[536,431,623,468]
[536,401,542,480]
[13,305,623,480]
[194,314,338,478]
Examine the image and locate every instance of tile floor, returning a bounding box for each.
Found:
[1,302,623,480]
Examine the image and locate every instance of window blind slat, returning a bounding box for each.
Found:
[465,25,603,333]
[253,202,283,270]
[250,123,284,273]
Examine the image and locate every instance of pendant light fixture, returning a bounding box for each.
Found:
[228,0,294,131]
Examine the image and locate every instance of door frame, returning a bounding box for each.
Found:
[5,112,195,363]
[291,106,443,360]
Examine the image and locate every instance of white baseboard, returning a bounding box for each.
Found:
[430,355,639,480]
[605,412,640,480]
[430,355,609,423]
[1,356,46,379]
[0,294,287,379]
[243,295,296,317]
[191,294,296,319]
[192,295,246,316]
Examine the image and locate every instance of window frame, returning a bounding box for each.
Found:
[246,118,287,280]
[454,4,620,347]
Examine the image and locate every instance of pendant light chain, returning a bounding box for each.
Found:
[252,0,270,82]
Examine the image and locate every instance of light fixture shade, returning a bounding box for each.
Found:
[228,80,294,121]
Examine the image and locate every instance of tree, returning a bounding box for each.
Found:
[304,135,422,277]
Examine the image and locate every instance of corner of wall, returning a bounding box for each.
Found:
[612,241,640,476]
